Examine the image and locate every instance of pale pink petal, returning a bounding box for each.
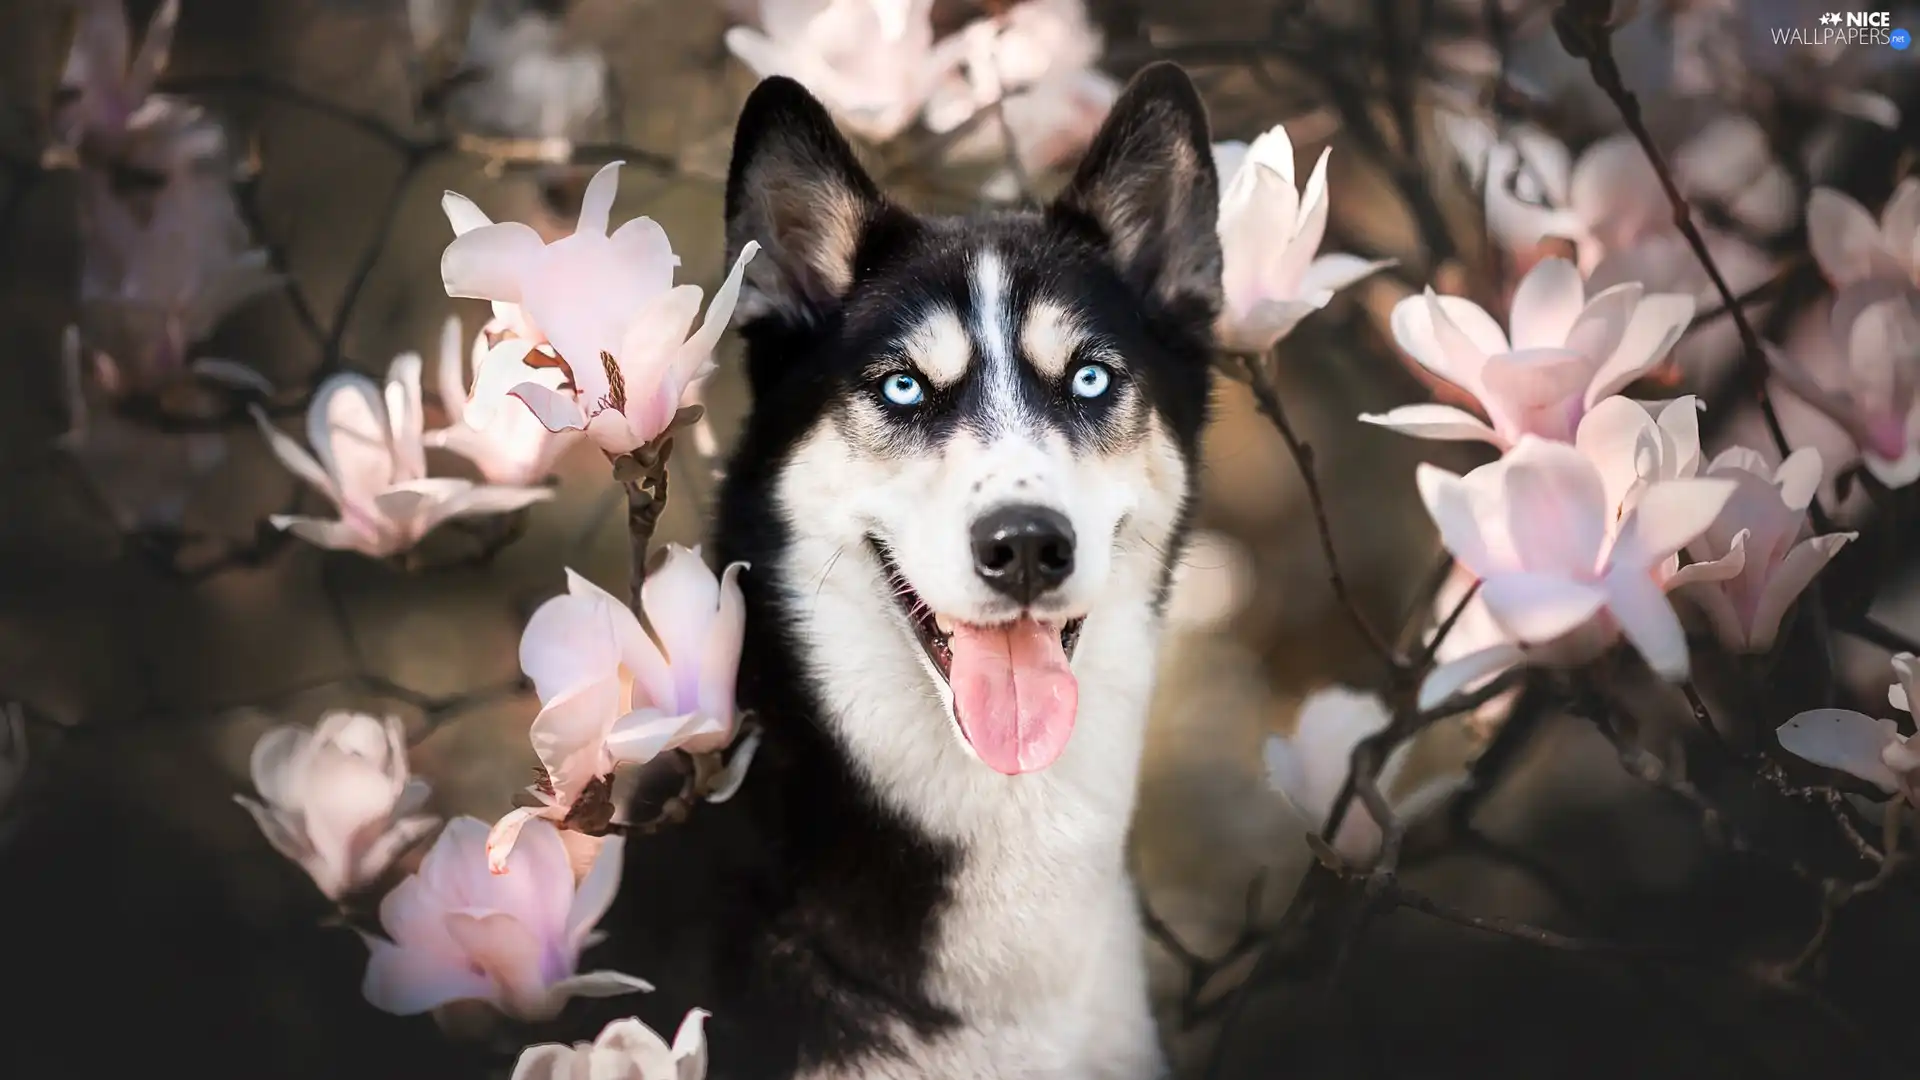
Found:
[1508,257,1586,351]
[465,338,541,427]
[511,382,590,433]
[564,833,627,950]
[605,709,720,767]
[1775,446,1825,512]
[1416,463,1495,574]
[1357,404,1502,444]
[588,1017,676,1074]
[639,546,722,701]
[608,215,682,297]
[1665,528,1749,590]
[1880,178,1920,258]
[671,1010,711,1079]
[1502,439,1610,574]
[1808,187,1899,288]
[544,970,655,1003]
[1295,253,1394,298]
[124,0,180,103]
[444,911,557,1020]
[1573,395,1659,517]
[246,724,311,807]
[485,805,558,875]
[309,373,396,509]
[1479,346,1595,441]
[1419,643,1526,711]
[1390,291,1506,387]
[1584,293,1696,408]
[508,1045,574,1080]
[442,222,545,303]
[488,816,578,943]
[575,161,624,238]
[529,677,627,806]
[416,816,496,904]
[1609,478,1737,569]
[1749,532,1855,652]
[270,515,385,556]
[1679,571,1750,653]
[1776,709,1903,791]
[251,405,339,500]
[361,935,492,1016]
[1479,572,1608,644]
[1603,565,1691,679]
[697,561,749,725]
[433,316,468,425]
[1216,300,1319,354]
[384,352,428,482]
[667,240,762,389]
[440,192,494,238]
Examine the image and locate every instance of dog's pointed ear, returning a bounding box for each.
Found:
[1051,63,1222,325]
[725,77,889,326]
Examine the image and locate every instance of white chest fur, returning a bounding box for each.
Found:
[778,535,1172,1080]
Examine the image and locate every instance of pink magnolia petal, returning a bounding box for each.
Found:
[309,373,396,508]
[1774,446,1825,512]
[440,192,494,238]
[1776,709,1903,791]
[1573,395,1660,518]
[1357,403,1502,444]
[1679,572,1750,653]
[1217,299,1319,354]
[508,1045,573,1080]
[1501,438,1610,575]
[1748,532,1855,652]
[1666,528,1749,591]
[464,338,539,428]
[520,578,634,702]
[384,352,428,482]
[485,805,559,875]
[669,240,762,390]
[511,382,590,433]
[1603,564,1691,679]
[415,816,495,905]
[1880,178,1920,258]
[1808,187,1900,288]
[605,709,719,767]
[1418,642,1525,711]
[444,911,556,1020]
[271,515,388,557]
[1479,346,1594,441]
[1416,463,1495,574]
[125,0,180,105]
[545,970,655,1003]
[1479,572,1608,644]
[639,545,722,704]
[1296,253,1394,298]
[575,161,624,238]
[529,677,627,807]
[442,222,544,302]
[1609,478,1736,570]
[1584,293,1695,408]
[249,405,338,505]
[361,934,492,1016]
[565,833,627,950]
[1508,257,1586,351]
[697,561,750,726]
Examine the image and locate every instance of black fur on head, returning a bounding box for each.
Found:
[720,62,1224,451]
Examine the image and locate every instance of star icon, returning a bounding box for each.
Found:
[1822,11,1841,23]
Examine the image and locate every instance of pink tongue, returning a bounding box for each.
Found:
[948,617,1080,775]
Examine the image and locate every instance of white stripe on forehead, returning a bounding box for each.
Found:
[896,307,971,386]
[970,248,1028,430]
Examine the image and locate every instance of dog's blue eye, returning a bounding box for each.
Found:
[880,372,924,407]
[1070,363,1112,400]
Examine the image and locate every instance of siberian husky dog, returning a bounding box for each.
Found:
[599,62,1223,1080]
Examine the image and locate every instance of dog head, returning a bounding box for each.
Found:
[720,64,1220,779]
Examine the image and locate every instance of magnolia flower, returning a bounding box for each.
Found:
[441,161,758,457]
[1435,114,1574,267]
[1808,180,1920,291]
[234,713,441,901]
[1362,259,1696,447]
[254,353,553,558]
[362,816,650,1021]
[512,1010,710,1080]
[1417,437,1734,705]
[427,316,584,486]
[1572,395,1704,527]
[58,0,278,391]
[1209,126,1393,354]
[1264,687,1463,862]
[487,550,748,870]
[442,0,608,158]
[1668,447,1855,653]
[725,0,958,144]
[1768,282,1920,488]
[54,0,178,160]
[920,0,1117,180]
[1777,653,1920,804]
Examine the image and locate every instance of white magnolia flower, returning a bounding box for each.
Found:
[512,1010,710,1080]
[1808,179,1920,291]
[1210,125,1392,354]
[1363,259,1696,447]
[1673,447,1855,653]
[443,0,608,155]
[253,352,553,558]
[1778,653,1920,806]
[724,0,960,144]
[427,315,584,486]
[1264,687,1463,862]
[362,816,650,1022]
[234,713,441,900]
[1417,437,1735,705]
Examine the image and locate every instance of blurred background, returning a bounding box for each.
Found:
[1,1,1918,1077]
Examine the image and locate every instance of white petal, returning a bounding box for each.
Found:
[1358,404,1501,444]
[440,191,495,237]
[441,222,545,302]
[1776,709,1902,791]
[1419,643,1526,711]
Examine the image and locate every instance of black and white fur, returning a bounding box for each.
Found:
[596,63,1223,1080]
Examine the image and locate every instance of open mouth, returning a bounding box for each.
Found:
[867,536,1085,776]
[866,537,1084,678]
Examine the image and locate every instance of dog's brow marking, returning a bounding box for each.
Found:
[1020,300,1085,380]
[898,308,972,386]
[970,248,1026,428]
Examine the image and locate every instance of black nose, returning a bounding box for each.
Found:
[971,505,1076,604]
